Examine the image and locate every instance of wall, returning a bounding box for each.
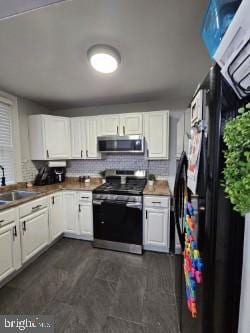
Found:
[17,97,49,182]
[53,101,184,190]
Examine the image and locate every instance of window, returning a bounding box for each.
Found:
[0,98,16,184]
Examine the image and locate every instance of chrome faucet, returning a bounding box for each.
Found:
[0,165,6,186]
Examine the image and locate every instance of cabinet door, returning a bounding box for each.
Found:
[120,113,143,135]
[85,117,100,159]
[144,111,169,159]
[50,193,64,241]
[100,115,120,136]
[20,209,49,264]
[70,118,86,159]
[144,208,169,249]
[0,222,19,282]
[63,191,78,234]
[44,116,70,159]
[78,203,93,240]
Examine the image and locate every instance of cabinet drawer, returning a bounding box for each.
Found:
[144,196,170,208]
[19,197,49,218]
[78,192,92,202]
[0,208,16,227]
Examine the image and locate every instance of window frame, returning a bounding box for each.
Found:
[0,91,22,184]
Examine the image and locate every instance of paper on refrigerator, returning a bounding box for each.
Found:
[187,127,202,194]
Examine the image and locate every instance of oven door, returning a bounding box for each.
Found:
[93,200,143,245]
[97,135,144,153]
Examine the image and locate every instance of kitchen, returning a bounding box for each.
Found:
[0,1,249,333]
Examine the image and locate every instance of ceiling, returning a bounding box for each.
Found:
[0,0,210,109]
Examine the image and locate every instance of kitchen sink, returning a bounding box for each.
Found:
[0,190,39,202]
[0,200,9,205]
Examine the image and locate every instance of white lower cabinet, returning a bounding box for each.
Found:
[20,208,49,264]
[63,191,93,241]
[78,191,93,240]
[78,203,93,240]
[50,192,64,241]
[143,196,170,253]
[63,191,78,235]
[0,208,21,283]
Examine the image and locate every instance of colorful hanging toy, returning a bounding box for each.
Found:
[183,194,203,318]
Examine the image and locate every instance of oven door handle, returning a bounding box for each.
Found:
[93,200,103,205]
[126,202,142,209]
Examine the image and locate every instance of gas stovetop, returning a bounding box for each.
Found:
[94,177,147,196]
[93,170,147,196]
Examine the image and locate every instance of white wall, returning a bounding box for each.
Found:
[238,213,250,333]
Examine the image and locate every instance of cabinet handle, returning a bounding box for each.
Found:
[13,226,17,240]
[146,210,148,219]
[22,221,26,232]
[147,149,149,157]
[81,196,89,199]
[79,204,81,213]
[46,150,49,158]
[152,201,161,204]
[123,126,125,135]
[86,150,88,158]
[81,150,83,158]
[117,126,119,134]
[32,204,42,211]
[52,196,55,205]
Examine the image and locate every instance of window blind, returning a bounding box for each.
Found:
[0,100,16,184]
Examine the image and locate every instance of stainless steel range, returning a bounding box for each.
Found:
[93,170,147,254]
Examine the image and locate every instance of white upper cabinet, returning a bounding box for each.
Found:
[85,117,101,159]
[100,115,120,136]
[120,113,143,135]
[70,117,86,159]
[144,111,169,159]
[29,115,70,160]
[99,113,143,136]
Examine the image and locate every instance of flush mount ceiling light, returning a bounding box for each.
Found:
[87,45,121,74]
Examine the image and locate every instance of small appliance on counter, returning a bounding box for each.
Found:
[34,161,66,186]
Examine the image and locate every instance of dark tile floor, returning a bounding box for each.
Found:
[0,238,179,333]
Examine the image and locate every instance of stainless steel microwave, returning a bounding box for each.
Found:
[97,135,144,154]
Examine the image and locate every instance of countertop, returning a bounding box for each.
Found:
[0,178,171,212]
[0,178,102,212]
[143,180,171,196]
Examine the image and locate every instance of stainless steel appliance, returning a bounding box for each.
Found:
[93,170,147,254]
[97,135,144,154]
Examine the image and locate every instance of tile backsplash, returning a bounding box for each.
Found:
[66,155,169,178]
[21,160,45,182]
[21,156,169,182]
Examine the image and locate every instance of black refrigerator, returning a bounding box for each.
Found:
[174,64,246,333]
